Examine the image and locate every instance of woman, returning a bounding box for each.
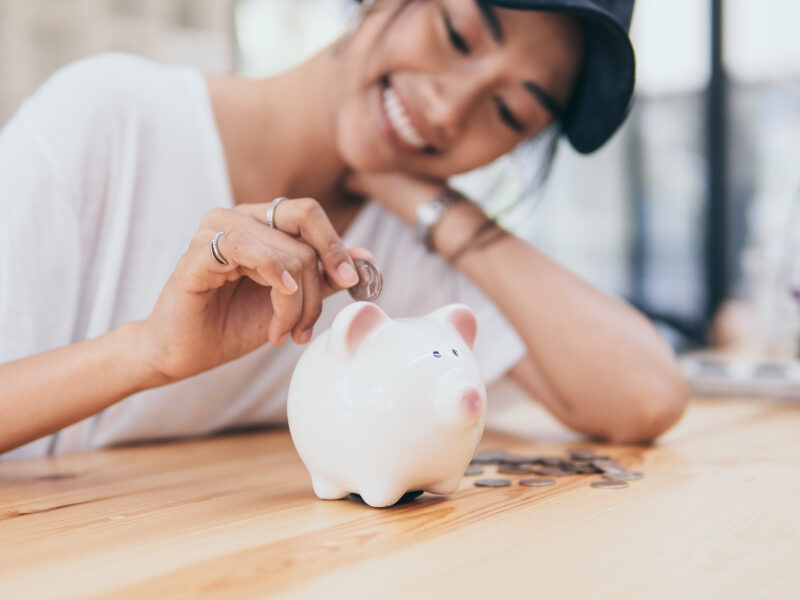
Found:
[0,0,687,459]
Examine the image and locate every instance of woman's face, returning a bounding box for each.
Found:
[331,0,584,178]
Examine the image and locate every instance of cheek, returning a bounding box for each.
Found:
[414,128,519,178]
[333,84,396,171]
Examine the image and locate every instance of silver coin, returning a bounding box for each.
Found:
[474,478,511,488]
[533,466,572,477]
[497,463,534,475]
[568,449,597,461]
[348,258,383,302]
[464,465,484,476]
[592,458,625,472]
[519,477,556,487]
[591,479,628,489]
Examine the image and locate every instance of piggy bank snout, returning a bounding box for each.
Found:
[436,381,485,428]
[461,388,483,421]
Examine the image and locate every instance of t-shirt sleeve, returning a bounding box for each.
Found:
[0,106,83,363]
[453,270,528,385]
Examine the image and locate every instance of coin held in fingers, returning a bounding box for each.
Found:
[348,257,383,302]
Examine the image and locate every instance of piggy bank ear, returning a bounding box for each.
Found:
[329,301,390,357]
[430,304,477,349]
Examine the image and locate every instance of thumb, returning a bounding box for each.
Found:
[321,247,375,298]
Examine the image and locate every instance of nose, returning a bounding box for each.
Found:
[461,388,483,421]
[418,69,494,144]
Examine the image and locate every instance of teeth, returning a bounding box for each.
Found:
[382,86,426,149]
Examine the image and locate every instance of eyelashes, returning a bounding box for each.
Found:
[442,9,470,54]
[442,8,525,134]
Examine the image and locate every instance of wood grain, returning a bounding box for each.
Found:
[1,398,799,600]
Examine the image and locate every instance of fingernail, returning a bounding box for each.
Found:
[277,332,290,345]
[337,261,358,286]
[299,328,313,343]
[281,270,298,292]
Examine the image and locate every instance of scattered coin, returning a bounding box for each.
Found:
[497,463,534,475]
[471,450,507,464]
[474,478,511,488]
[468,449,644,493]
[533,466,572,477]
[348,258,383,302]
[603,470,644,481]
[591,479,628,489]
[570,465,602,475]
[519,477,556,487]
[592,458,625,472]
[569,449,597,461]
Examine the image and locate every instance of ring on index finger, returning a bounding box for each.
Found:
[210,231,228,266]
[266,196,290,229]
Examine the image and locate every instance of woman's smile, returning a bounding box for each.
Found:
[378,75,437,155]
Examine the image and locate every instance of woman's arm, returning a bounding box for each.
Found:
[347,173,688,443]
[0,322,159,455]
[0,199,369,455]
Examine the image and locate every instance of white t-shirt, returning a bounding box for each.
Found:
[0,54,527,461]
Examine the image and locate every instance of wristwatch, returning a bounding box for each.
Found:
[415,189,464,252]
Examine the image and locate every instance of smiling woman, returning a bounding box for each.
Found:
[332,0,585,177]
[0,0,687,460]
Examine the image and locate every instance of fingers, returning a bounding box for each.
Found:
[193,205,376,347]
[268,256,304,346]
[238,198,359,290]
[274,239,324,345]
[183,227,298,295]
[320,247,374,298]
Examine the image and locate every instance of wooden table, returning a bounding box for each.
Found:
[2,397,799,600]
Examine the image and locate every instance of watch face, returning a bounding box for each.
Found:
[418,202,444,226]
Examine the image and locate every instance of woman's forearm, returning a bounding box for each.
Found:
[0,322,161,454]
[435,202,688,442]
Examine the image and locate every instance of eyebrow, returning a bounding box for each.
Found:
[524,81,563,121]
[474,1,563,121]
[474,0,504,43]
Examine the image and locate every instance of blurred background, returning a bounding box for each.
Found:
[1,0,799,363]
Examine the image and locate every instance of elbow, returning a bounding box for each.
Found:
[603,365,690,444]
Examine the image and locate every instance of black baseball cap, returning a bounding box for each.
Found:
[487,0,636,154]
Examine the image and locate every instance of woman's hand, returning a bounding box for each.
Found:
[345,170,447,226]
[137,198,372,384]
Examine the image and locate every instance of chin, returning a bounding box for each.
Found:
[336,133,394,173]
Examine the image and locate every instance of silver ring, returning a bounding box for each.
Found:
[266,196,290,229]
[210,231,228,266]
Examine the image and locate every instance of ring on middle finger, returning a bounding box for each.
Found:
[267,196,290,229]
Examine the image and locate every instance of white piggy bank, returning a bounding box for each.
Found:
[287,301,486,507]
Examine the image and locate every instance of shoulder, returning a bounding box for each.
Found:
[23,53,201,129]
[15,53,206,192]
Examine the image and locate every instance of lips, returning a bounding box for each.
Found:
[379,77,437,154]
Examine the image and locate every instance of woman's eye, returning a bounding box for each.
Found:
[494,97,524,133]
[443,10,470,55]
[433,350,442,358]
[452,349,459,357]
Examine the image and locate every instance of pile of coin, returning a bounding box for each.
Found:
[467,448,644,490]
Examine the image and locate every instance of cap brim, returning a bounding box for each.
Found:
[487,0,636,153]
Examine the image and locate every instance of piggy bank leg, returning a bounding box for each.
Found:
[358,483,408,508]
[311,474,349,500]
[426,474,464,496]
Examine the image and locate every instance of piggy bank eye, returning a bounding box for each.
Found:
[452,349,459,357]
[432,350,441,358]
